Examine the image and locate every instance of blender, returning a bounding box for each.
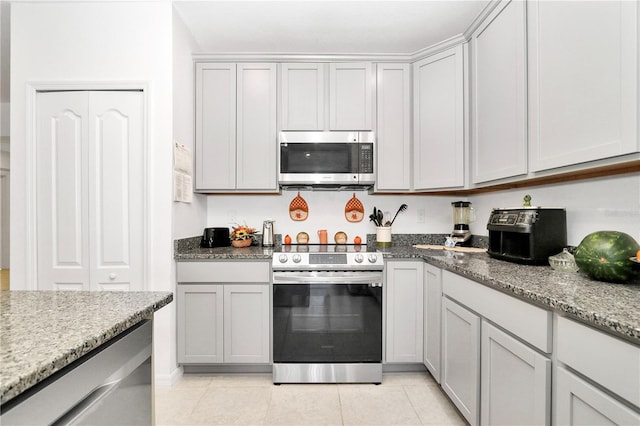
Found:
[450,201,475,245]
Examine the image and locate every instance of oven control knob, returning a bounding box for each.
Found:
[368,254,379,263]
[278,254,288,263]
[354,254,364,263]
[292,254,302,263]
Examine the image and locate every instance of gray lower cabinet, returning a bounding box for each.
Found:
[555,367,640,425]
[178,284,224,363]
[423,263,442,383]
[385,261,424,363]
[177,261,270,365]
[440,269,553,426]
[555,315,640,424]
[442,296,481,426]
[177,283,269,364]
[223,284,270,363]
[481,321,551,425]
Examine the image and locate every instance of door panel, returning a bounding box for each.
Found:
[89,91,144,290]
[36,91,90,290]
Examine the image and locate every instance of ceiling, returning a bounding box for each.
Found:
[173,1,490,55]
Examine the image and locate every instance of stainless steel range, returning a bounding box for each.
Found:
[272,245,384,384]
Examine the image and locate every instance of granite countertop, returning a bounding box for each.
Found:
[174,234,640,345]
[0,291,173,405]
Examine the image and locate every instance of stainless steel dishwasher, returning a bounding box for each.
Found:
[1,320,153,425]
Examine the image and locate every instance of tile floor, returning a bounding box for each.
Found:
[155,372,466,425]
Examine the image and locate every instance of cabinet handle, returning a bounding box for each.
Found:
[109,273,117,280]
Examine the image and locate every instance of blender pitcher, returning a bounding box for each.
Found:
[450,201,475,245]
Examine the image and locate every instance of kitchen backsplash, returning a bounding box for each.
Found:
[205,174,639,247]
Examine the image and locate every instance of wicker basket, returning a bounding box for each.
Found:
[231,239,252,248]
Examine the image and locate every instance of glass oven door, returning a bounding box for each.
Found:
[273,280,382,364]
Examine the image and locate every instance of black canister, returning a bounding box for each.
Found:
[201,227,231,248]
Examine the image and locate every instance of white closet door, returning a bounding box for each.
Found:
[88,91,144,291]
[36,91,144,291]
[36,92,91,290]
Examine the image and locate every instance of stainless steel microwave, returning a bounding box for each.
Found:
[278,131,375,188]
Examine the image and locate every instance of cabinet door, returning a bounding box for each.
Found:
[423,264,442,383]
[481,322,551,425]
[442,297,480,426]
[223,284,270,363]
[195,63,237,190]
[555,367,640,426]
[376,63,412,192]
[471,0,527,184]
[236,63,278,190]
[329,62,374,130]
[413,45,465,190]
[177,284,224,364]
[281,63,325,130]
[385,261,424,363]
[528,1,639,171]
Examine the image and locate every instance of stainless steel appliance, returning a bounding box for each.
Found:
[278,131,375,189]
[450,201,475,245]
[272,245,384,384]
[262,219,275,247]
[487,207,567,264]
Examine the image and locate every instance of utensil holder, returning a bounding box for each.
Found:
[376,226,392,248]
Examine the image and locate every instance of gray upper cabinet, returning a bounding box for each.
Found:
[527,0,639,172]
[375,63,412,192]
[279,62,374,131]
[413,45,465,190]
[195,62,277,192]
[470,0,527,184]
[236,63,278,190]
[329,62,375,131]
[280,63,325,130]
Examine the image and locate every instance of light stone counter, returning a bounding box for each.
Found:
[175,234,639,345]
[0,290,173,405]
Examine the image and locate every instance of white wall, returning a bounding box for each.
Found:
[206,174,640,247]
[470,174,640,246]
[172,9,206,239]
[207,191,464,242]
[1,1,9,270]
[10,1,176,384]
[167,6,206,385]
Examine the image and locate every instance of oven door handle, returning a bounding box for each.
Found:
[272,271,383,285]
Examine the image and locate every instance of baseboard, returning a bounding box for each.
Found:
[183,364,272,374]
[155,365,183,387]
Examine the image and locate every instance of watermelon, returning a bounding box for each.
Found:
[574,231,640,283]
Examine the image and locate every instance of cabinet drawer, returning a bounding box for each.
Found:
[442,270,552,353]
[177,261,270,283]
[557,316,640,407]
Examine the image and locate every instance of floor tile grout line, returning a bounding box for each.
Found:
[401,384,425,426]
